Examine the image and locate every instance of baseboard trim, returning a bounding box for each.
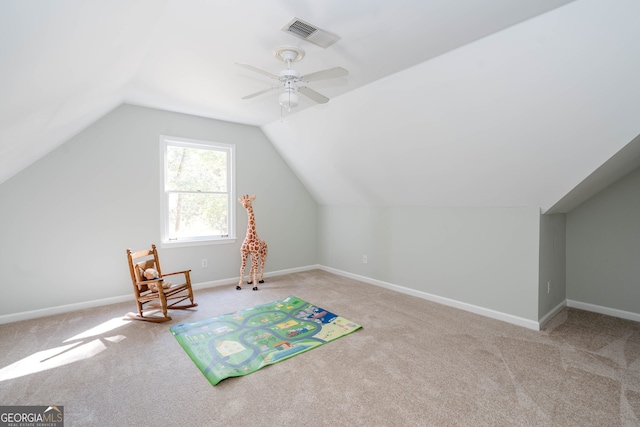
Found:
[0,265,320,325]
[567,299,640,323]
[319,266,541,330]
[192,264,320,291]
[6,266,636,328]
[538,300,567,329]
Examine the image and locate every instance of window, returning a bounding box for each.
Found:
[160,135,235,246]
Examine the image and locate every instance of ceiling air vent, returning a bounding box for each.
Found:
[282,17,340,49]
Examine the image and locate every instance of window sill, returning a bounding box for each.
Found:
[160,237,237,249]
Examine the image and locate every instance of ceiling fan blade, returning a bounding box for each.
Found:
[241,87,278,99]
[235,63,279,80]
[298,86,330,104]
[302,66,348,82]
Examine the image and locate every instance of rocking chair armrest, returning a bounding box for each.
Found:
[162,270,191,277]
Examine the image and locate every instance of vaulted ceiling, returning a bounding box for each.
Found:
[2,0,639,212]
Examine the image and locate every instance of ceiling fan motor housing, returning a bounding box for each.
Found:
[279,69,300,82]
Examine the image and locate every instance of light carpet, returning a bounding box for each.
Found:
[0,270,639,426]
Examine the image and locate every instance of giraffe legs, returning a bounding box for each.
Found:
[250,263,257,291]
[248,254,259,290]
[238,251,260,290]
[258,244,268,284]
[237,251,248,290]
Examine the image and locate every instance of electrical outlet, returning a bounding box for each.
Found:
[202,259,208,268]
[363,255,367,264]
[547,281,551,294]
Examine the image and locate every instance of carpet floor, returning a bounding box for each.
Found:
[1,269,639,426]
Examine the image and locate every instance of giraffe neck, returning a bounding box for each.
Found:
[246,206,257,241]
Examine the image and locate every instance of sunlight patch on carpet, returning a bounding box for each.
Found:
[170,295,362,385]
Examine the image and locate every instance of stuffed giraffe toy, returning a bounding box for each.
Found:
[237,194,268,291]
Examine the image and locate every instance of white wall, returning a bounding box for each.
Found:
[318,205,541,322]
[0,104,317,318]
[3,102,638,328]
[567,166,640,315]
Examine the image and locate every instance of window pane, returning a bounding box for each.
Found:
[168,193,229,238]
[167,146,227,192]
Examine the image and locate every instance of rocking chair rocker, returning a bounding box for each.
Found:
[126,244,197,322]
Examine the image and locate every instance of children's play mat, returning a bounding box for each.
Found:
[170,295,362,385]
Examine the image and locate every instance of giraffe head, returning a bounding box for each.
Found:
[238,194,256,210]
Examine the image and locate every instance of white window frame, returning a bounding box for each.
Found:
[160,135,236,248]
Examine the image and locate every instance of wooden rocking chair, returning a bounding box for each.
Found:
[126,244,197,322]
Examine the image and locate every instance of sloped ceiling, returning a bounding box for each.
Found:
[2,0,639,212]
[263,0,640,211]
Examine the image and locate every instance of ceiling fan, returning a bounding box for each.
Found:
[236,45,348,112]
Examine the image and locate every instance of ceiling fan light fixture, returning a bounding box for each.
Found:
[279,90,299,111]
